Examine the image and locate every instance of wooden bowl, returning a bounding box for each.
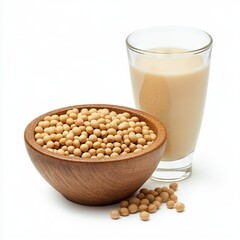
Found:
[24,104,167,206]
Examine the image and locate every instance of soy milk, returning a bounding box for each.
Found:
[130,48,209,160]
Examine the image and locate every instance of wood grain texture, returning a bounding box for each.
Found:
[24,104,167,206]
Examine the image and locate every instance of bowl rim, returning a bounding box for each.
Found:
[24,104,167,163]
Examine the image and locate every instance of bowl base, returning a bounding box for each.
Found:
[62,193,131,206]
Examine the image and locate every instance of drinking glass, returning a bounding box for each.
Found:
[126,26,212,181]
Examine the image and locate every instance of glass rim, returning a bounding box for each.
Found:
[126,26,213,55]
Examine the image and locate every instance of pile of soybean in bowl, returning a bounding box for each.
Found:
[110,182,185,221]
[34,107,157,158]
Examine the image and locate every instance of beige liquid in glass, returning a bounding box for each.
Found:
[130,48,210,161]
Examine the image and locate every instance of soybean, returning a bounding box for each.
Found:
[140,211,150,221]
[35,107,157,159]
[175,202,185,212]
[110,210,120,220]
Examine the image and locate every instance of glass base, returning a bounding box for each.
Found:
[151,153,193,182]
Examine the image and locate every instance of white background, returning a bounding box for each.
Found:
[1,0,240,239]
